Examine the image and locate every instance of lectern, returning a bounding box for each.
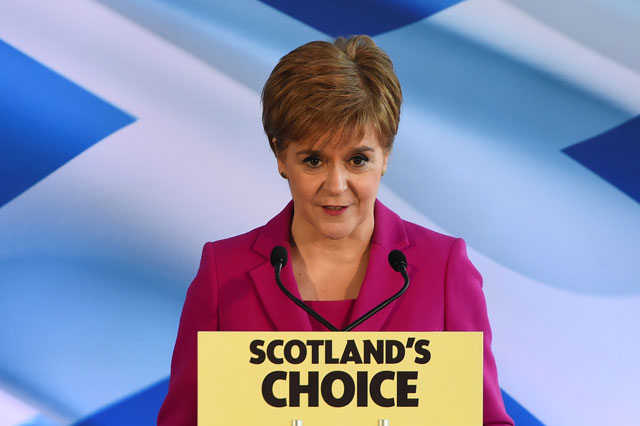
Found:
[198,332,482,425]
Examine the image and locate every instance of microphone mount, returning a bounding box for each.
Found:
[270,246,410,332]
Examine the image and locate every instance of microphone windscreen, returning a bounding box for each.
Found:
[270,246,288,267]
[388,250,407,272]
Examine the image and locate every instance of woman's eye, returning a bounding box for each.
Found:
[304,156,322,167]
[351,155,369,167]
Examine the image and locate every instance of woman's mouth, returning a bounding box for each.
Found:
[322,206,348,216]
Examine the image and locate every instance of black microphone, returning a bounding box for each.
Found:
[270,246,338,331]
[388,249,407,272]
[270,246,410,332]
[342,249,409,331]
[270,246,288,268]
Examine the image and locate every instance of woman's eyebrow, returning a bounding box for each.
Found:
[295,148,322,156]
[349,146,375,154]
[295,146,375,156]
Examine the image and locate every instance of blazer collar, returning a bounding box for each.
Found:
[348,201,410,331]
[249,200,410,331]
[249,201,312,331]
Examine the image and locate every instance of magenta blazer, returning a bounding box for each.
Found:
[158,200,513,425]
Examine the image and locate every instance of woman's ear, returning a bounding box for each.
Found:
[274,138,287,177]
[277,156,286,178]
[382,149,390,176]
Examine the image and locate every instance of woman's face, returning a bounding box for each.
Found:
[277,130,389,242]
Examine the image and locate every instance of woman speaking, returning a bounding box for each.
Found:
[158,35,513,426]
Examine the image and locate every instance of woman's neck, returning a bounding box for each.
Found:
[290,217,374,301]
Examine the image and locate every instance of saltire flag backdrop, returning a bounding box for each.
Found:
[1,0,639,425]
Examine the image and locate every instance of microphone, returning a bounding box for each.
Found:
[269,246,410,332]
[343,249,409,331]
[270,246,338,331]
[388,250,407,272]
[270,246,288,268]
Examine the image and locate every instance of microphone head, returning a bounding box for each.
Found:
[270,246,288,267]
[388,249,407,272]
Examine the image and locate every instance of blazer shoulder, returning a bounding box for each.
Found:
[402,219,457,252]
[204,224,266,266]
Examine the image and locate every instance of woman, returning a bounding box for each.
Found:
[158,35,513,425]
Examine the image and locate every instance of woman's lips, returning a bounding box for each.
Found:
[322,205,348,216]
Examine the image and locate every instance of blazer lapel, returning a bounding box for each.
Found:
[347,200,410,331]
[249,202,312,331]
[249,200,409,332]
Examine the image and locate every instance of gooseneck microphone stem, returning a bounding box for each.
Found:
[342,264,408,331]
[271,246,410,332]
[273,261,339,331]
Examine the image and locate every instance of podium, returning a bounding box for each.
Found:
[198,332,482,425]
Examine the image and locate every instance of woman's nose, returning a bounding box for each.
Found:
[324,164,348,194]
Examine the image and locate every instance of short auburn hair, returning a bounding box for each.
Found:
[262,35,402,155]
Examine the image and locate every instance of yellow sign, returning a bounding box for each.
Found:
[198,332,482,426]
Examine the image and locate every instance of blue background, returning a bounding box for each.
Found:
[1,0,639,425]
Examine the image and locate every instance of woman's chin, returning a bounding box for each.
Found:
[317,223,356,241]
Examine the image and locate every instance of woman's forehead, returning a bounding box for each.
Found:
[291,143,378,157]
[292,126,381,151]
[290,139,381,157]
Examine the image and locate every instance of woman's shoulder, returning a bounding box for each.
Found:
[402,219,457,247]
[207,225,263,250]
[201,224,268,265]
[398,217,479,285]
[199,203,293,269]
[375,200,459,256]
[400,220,461,267]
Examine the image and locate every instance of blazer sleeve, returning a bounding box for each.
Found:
[158,242,219,426]
[444,238,514,426]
